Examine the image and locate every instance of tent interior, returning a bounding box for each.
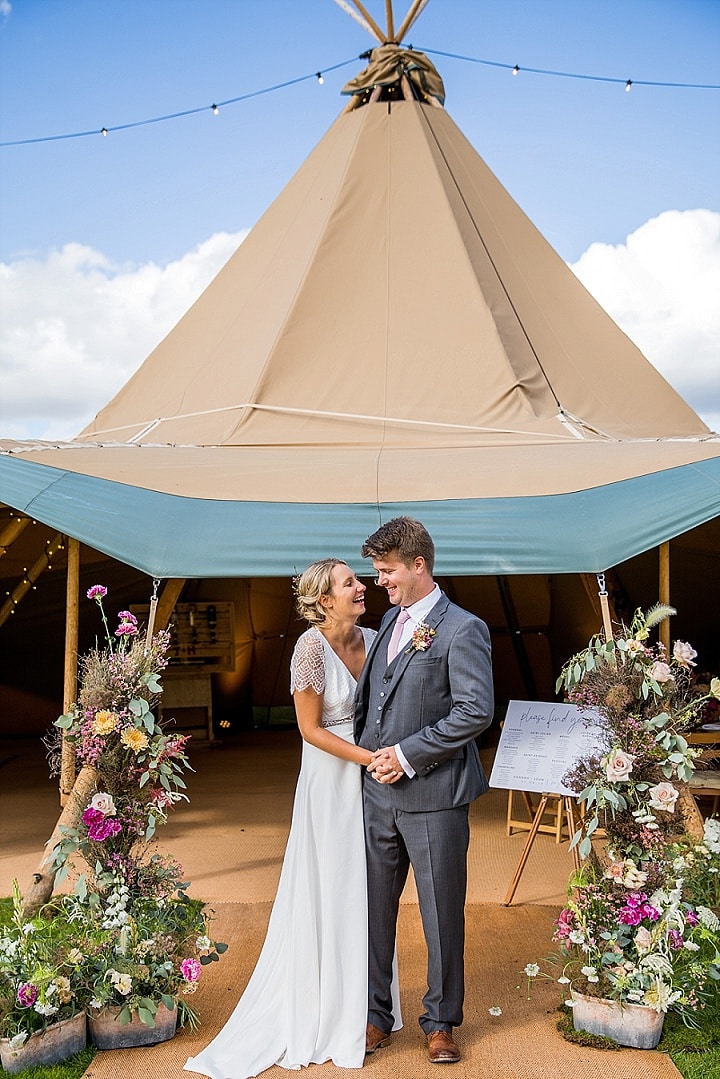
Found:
[2,513,718,741]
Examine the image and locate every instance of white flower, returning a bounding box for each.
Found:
[672,640,697,667]
[703,818,720,854]
[623,865,648,890]
[22,923,35,935]
[557,976,571,985]
[195,935,212,953]
[90,791,116,816]
[634,926,654,954]
[683,940,700,952]
[488,1006,502,1016]
[108,969,133,996]
[8,1033,28,1049]
[568,930,585,945]
[524,963,540,977]
[580,965,597,978]
[34,1002,59,1016]
[696,906,720,931]
[643,977,681,1013]
[564,999,576,1008]
[647,782,679,813]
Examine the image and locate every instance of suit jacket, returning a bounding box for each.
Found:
[354,592,494,812]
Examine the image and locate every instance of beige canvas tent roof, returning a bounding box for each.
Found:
[0,21,718,578]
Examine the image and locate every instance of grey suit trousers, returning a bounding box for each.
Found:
[362,772,470,1034]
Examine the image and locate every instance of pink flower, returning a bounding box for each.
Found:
[181,957,202,983]
[669,930,684,949]
[672,640,697,668]
[553,908,575,940]
[82,807,105,828]
[648,781,679,813]
[116,622,138,637]
[17,983,38,1007]
[618,906,643,926]
[86,585,108,600]
[117,611,138,625]
[604,747,635,782]
[686,910,699,927]
[650,661,674,684]
[86,816,122,842]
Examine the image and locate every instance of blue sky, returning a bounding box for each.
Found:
[1,0,719,438]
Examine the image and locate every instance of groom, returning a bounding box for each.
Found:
[354,516,494,1065]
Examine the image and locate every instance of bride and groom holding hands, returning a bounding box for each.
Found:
[185,516,494,1078]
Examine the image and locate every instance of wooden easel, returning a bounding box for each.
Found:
[503,792,581,905]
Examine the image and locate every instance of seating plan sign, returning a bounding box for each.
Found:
[489,700,607,797]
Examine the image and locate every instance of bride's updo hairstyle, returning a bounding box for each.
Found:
[294,559,347,627]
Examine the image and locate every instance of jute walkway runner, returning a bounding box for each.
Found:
[1,732,681,1079]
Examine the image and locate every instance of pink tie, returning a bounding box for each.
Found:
[387,609,411,663]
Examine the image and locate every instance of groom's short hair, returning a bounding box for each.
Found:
[361,516,435,574]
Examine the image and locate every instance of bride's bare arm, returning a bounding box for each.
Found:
[293,687,372,767]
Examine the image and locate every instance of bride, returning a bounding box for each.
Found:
[185,558,401,1078]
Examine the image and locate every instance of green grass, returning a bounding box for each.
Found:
[0,1046,96,1078]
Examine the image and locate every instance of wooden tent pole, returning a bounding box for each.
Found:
[385,0,395,40]
[154,578,186,633]
[396,0,426,42]
[658,541,671,653]
[22,765,98,918]
[59,538,80,805]
[347,0,386,42]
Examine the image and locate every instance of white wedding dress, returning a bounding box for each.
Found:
[185,625,400,1078]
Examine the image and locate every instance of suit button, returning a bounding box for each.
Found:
[379,692,385,698]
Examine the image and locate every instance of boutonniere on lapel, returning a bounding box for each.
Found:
[406,621,436,653]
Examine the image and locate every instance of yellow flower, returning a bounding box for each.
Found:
[93,710,118,735]
[121,727,149,753]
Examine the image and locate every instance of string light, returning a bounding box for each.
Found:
[1,50,717,150]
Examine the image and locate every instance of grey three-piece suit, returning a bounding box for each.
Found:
[354,590,494,1034]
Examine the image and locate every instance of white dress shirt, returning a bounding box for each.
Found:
[393,584,441,778]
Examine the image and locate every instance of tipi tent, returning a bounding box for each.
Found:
[0,3,718,634]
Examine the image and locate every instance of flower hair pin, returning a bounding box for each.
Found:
[406,622,436,653]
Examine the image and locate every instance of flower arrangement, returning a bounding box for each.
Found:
[407,622,436,653]
[42,586,226,1031]
[0,883,85,1047]
[532,605,720,1027]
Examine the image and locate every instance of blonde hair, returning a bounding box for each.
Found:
[294,559,347,627]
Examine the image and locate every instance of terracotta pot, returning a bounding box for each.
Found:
[571,989,665,1049]
[88,1001,177,1049]
[0,1010,87,1074]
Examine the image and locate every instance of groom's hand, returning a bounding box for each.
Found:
[368,747,404,784]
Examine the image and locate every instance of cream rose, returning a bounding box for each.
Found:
[672,640,697,667]
[648,781,679,813]
[650,661,674,684]
[90,791,116,816]
[604,747,635,782]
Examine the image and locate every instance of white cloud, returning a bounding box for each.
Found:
[0,232,246,440]
[569,209,720,434]
[0,210,718,443]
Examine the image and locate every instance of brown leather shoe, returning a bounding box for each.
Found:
[427,1029,460,1063]
[365,1023,392,1053]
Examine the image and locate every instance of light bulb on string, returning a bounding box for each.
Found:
[212,104,219,115]
[625,79,632,92]
[512,65,519,76]
[101,127,108,136]
[316,72,324,85]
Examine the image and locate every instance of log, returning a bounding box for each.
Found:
[22,764,98,917]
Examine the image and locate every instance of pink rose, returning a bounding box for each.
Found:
[90,792,116,816]
[672,640,697,668]
[648,782,679,813]
[650,661,673,684]
[604,747,635,782]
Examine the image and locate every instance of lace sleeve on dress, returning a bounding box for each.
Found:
[290,631,325,695]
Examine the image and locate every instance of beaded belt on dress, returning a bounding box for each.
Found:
[323,716,353,728]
